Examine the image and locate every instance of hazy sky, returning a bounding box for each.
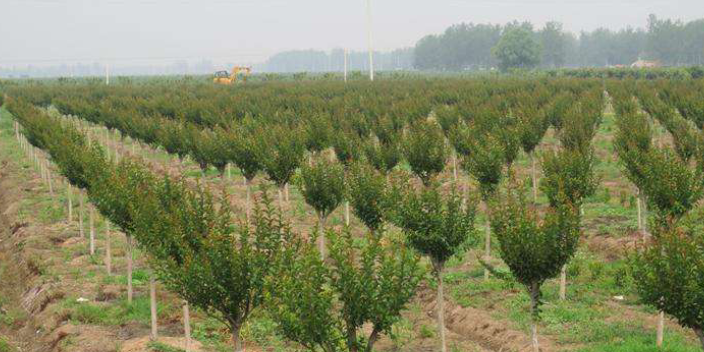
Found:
[1,0,702,67]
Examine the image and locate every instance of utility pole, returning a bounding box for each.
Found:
[366,0,374,81]
[344,49,348,82]
[105,63,110,85]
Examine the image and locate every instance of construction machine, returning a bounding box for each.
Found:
[213,66,251,85]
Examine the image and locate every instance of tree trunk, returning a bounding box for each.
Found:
[227,163,231,180]
[484,214,491,280]
[529,282,540,352]
[183,301,192,352]
[47,169,54,198]
[245,178,252,222]
[344,200,350,226]
[452,151,458,182]
[285,183,290,202]
[435,265,447,352]
[656,310,664,347]
[559,264,567,300]
[126,235,133,305]
[637,190,643,231]
[232,324,244,352]
[105,222,112,275]
[277,186,284,212]
[150,273,158,341]
[531,152,538,203]
[365,328,380,352]
[67,184,73,223]
[318,214,327,260]
[89,206,95,255]
[693,327,704,350]
[79,191,84,238]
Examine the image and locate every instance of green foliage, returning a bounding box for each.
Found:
[363,138,400,175]
[225,122,263,181]
[402,120,447,185]
[258,125,306,188]
[460,132,505,200]
[346,161,388,232]
[517,108,548,154]
[492,26,542,71]
[297,158,346,219]
[269,229,422,352]
[305,114,333,155]
[541,148,599,207]
[387,182,477,267]
[631,226,704,348]
[332,132,362,168]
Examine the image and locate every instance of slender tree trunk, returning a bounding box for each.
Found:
[285,183,290,202]
[484,214,491,280]
[529,282,540,352]
[245,178,252,222]
[105,222,112,275]
[232,325,244,352]
[637,190,643,231]
[126,235,133,305]
[150,272,158,341]
[452,151,458,182]
[365,328,380,352]
[656,310,664,347]
[67,184,73,223]
[89,206,95,255]
[47,169,54,198]
[277,186,284,212]
[531,152,538,203]
[642,197,648,235]
[183,301,192,352]
[79,191,85,238]
[693,328,704,350]
[344,200,350,226]
[227,163,231,180]
[435,264,447,352]
[559,265,567,300]
[318,214,327,259]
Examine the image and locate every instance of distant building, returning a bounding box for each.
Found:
[631,59,661,68]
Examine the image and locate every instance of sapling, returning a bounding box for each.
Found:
[491,190,581,352]
[402,120,447,186]
[346,161,388,233]
[304,113,333,162]
[387,181,477,352]
[297,158,346,258]
[517,108,549,203]
[226,123,263,221]
[257,125,306,209]
[364,137,400,175]
[461,131,505,280]
[332,132,362,225]
[269,227,422,352]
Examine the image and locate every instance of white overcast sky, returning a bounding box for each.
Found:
[1,0,702,66]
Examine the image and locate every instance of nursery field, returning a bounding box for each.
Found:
[1,75,704,352]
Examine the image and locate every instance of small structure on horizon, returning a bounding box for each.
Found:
[631,59,661,68]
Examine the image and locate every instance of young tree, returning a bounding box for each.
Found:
[304,114,333,162]
[364,137,401,175]
[257,125,306,209]
[346,161,388,233]
[387,182,477,352]
[631,226,704,349]
[517,107,549,202]
[402,120,447,186]
[491,191,581,352]
[224,122,263,220]
[297,158,346,258]
[269,228,422,352]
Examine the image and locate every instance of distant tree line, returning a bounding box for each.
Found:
[415,15,704,71]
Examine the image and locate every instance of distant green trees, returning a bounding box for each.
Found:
[492,26,542,71]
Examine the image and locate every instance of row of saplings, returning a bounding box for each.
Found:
[12,96,601,352]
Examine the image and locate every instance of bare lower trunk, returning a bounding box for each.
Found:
[365,328,380,352]
[285,183,290,202]
[126,235,133,304]
[183,301,192,352]
[150,273,158,341]
[79,191,85,238]
[484,214,491,280]
[277,186,284,212]
[452,151,458,182]
[47,169,54,198]
[435,265,447,352]
[227,163,231,180]
[67,184,73,223]
[318,214,327,259]
[89,207,95,255]
[559,264,567,300]
[344,201,350,226]
[529,282,540,352]
[694,327,704,350]
[105,223,112,275]
[656,310,664,347]
[531,153,538,203]
[642,197,648,236]
[245,178,252,222]
[232,325,243,352]
[637,190,643,231]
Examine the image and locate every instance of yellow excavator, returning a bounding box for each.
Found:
[213,66,251,85]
